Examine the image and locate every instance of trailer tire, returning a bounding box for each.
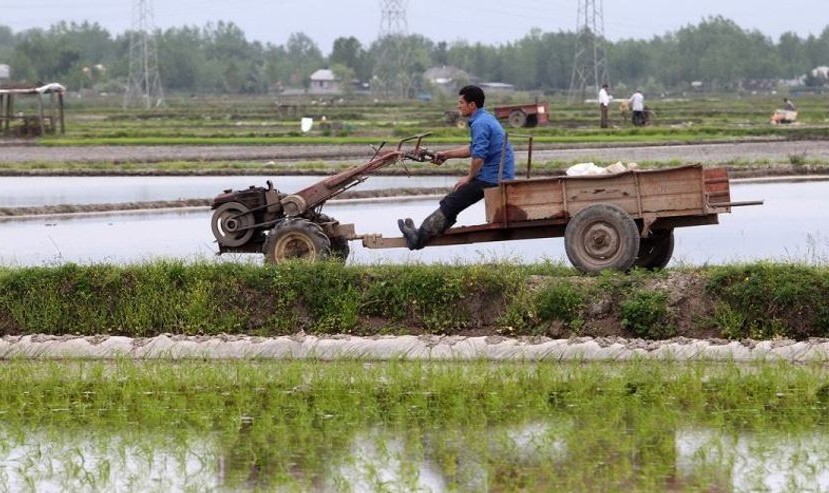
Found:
[455,118,468,129]
[508,110,527,128]
[564,204,640,273]
[634,229,674,270]
[263,218,331,263]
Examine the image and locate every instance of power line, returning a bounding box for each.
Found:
[123,0,164,109]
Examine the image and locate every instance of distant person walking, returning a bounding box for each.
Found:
[629,89,645,126]
[599,84,611,128]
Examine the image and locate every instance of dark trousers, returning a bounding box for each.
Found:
[439,178,497,224]
[632,110,645,126]
[600,104,609,128]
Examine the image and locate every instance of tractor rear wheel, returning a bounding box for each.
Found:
[564,204,640,273]
[264,218,331,263]
[508,110,527,128]
[634,229,674,269]
[211,202,254,247]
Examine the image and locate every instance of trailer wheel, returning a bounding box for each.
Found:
[564,204,640,273]
[264,218,331,263]
[508,110,527,128]
[634,229,674,269]
[455,118,468,129]
[211,202,255,247]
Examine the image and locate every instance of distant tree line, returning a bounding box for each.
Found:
[0,16,827,97]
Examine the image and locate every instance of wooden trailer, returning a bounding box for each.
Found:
[445,102,549,129]
[357,165,760,273]
[492,102,550,128]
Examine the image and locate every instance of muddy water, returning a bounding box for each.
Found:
[0,179,826,267]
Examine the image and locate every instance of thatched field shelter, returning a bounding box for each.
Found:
[0,82,65,137]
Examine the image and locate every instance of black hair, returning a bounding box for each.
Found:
[459,85,485,108]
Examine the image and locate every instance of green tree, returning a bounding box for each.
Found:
[329,36,369,81]
[370,34,433,99]
[286,32,323,89]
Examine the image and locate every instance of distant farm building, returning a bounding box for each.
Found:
[308,69,340,94]
[478,82,516,94]
[423,66,472,94]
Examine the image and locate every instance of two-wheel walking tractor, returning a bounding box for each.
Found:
[210,134,760,273]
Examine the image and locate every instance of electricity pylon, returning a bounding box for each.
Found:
[568,0,609,103]
[379,0,408,37]
[374,0,410,99]
[123,0,164,109]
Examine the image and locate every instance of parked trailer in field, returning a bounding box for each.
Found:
[445,102,549,129]
[210,134,760,273]
[492,102,550,128]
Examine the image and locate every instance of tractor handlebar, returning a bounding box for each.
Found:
[403,147,436,163]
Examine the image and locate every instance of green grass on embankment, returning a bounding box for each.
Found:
[1,261,828,340]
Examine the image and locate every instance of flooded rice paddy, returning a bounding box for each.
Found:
[0,359,826,492]
[0,177,828,267]
[2,176,829,492]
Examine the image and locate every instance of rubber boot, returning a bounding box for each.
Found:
[397,217,420,250]
[413,209,453,250]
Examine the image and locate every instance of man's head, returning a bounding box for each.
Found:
[602,84,609,89]
[458,85,485,116]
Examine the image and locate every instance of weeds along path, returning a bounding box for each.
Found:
[2,140,829,166]
[0,334,825,362]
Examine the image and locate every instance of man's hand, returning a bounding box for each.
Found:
[431,152,448,165]
[453,175,472,190]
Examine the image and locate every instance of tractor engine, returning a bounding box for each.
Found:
[210,181,284,251]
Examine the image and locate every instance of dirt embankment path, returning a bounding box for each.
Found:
[2,140,829,166]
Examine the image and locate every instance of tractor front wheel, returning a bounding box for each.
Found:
[264,218,331,263]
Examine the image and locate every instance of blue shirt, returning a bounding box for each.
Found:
[467,108,515,184]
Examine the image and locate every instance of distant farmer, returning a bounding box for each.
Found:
[397,85,515,250]
[599,84,611,128]
[783,98,796,111]
[629,89,645,126]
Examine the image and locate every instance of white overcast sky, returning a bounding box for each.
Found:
[4,0,827,55]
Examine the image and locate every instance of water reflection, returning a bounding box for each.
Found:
[677,427,829,492]
[0,175,455,207]
[4,421,825,492]
[1,180,828,267]
[0,427,220,491]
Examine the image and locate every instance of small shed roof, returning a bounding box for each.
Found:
[309,69,336,81]
[0,82,66,95]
